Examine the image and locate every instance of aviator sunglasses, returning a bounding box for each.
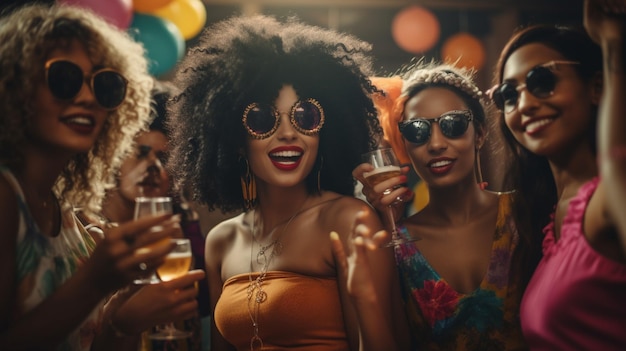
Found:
[242,98,325,139]
[489,60,580,113]
[45,59,128,110]
[398,110,473,145]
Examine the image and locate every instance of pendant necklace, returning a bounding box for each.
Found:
[246,198,309,351]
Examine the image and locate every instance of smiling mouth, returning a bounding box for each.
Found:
[269,150,302,164]
[429,160,453,168]
[524,118,554,134]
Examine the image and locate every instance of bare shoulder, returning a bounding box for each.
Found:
[317,193,382,236]
[206,212,246,248]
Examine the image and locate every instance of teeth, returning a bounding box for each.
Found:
[270,150,302,158]
[525,118,553,133]
[66,116,93,126]
[430,160,452,168]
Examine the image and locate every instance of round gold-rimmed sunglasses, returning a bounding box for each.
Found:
[242,98,325,139]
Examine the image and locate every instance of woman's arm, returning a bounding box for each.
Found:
[585,0,626,253]
[92,269,206,351]
[0,206,177,350]
[331,203,410,351]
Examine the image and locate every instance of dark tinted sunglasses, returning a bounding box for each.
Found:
[398,110,473,145]
[242,98,325,139]
[489,60,579,113]
[45,59,128,110]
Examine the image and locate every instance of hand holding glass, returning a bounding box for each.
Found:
[149,238,193,340]
[362,148,418,246]
[133,196,173,284]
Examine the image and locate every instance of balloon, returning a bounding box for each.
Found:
[392,6,440,54]
[133,0,174,13]
[153,0,207,40]
[412,181,429,213]
[128,13,185,77]
[441,33,486,70]
[58,0,132,29]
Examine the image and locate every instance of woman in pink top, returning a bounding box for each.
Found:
[488,0,626,349]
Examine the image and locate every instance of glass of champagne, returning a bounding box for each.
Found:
[149,238,193,340]
[133,196,173,284]
[362,148,418,247]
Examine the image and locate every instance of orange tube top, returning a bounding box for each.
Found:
[214,271,349,351]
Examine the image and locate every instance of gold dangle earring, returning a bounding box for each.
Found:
[239,155,257,210]
[475,148,487,190]
[316,156,323,193]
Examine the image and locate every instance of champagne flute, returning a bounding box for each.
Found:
[149,238,193,340]
[133,196,173,284]
[362,148,418,247]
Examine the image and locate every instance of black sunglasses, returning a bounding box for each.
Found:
[489,60,579,113]
[398,110,473,145]
[242,98,325,139]
[45,59,128,110]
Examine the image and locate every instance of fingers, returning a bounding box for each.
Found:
[161,269,206,289]
[352,162,375,184]
[600,0,626,14]
[106,214,177,243]
[355,223,380,250]
[330,231,348,274]
[359,173,410,208]
[132,216,181,249]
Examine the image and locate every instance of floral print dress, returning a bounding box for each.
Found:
[1,166,102,351]
[394,193,527,351]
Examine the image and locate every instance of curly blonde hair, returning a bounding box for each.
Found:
[0,4,153,215]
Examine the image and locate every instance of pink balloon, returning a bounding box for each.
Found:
[58,0,133,29]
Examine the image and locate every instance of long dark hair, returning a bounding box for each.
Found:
[493,24,602,289]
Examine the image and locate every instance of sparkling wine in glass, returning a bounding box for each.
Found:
[149,238,193,340]
[133,196,173,284]
[362,148,418,247]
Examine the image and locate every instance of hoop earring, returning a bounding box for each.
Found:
[239,156,257,210]
[475,148,487,190]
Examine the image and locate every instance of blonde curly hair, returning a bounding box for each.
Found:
[0,4,153,215]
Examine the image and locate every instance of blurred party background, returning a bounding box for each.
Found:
[1,0,584,88]
[0,0,585,227]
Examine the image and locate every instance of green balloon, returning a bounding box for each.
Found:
[128,13,185,76]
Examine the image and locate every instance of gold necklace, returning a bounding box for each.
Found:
[246,199,309,351]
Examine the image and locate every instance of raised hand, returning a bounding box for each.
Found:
[584,0,626,44]
[330,211,389,301]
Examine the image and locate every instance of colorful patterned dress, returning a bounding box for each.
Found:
[2,166,102,351]
[394,193,527,350]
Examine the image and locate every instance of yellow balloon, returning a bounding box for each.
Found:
[153,0,207,40]
[412,181,429,213]
[134,0,173,13]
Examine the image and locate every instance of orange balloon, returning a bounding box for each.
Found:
[134,0,174,13]
[392,6,440,54]
[441,33,486,70]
